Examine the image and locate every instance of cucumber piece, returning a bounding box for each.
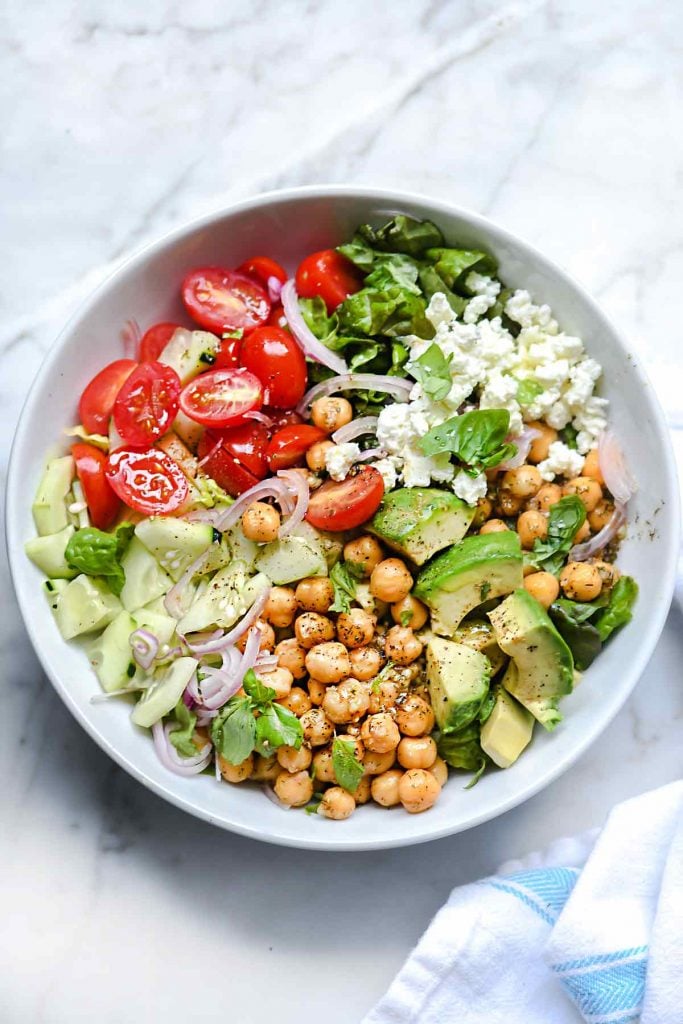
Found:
[177,565,269,634]
[135,516,214,581]
[131,656,199,728]
[225,523,259,572]
[173,410,204,450]
[32,456,75,536]
[119,536,173,612]
[132,606,177,646]
[53,575,122,639]
[254,532,327,585]
[43,578,69,612]
[158,328,220,384]
[25,525,77,579]
[88,610,138,692]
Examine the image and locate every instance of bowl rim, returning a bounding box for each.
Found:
[6,184,680,851]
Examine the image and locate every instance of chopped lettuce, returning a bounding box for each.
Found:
[549,576,638,668]
[595,576,638,641]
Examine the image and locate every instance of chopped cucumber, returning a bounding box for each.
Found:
[43,578,69,612]
[88,610,138,692]
[135,516,214,581]
[32,456,75,536]
[177,564,269,634]
[119,537,173,612]
[254,530,327,585]
[131,657,199,728]
[158,328,220,384]
[25,525,77,579]
[53,575,122,639]
[132,606,177,646]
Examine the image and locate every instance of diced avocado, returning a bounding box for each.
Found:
[177,564,269,634]
[414,532,523,636]
[158,328,220,384]
[119,536,174,612]
[369,487,475,566]
[426,636,491,733]
[454,619,507,677]
[480,683,534,768]
[131,656,199,728]
[25,525,78,579]
[254,529,327,585]
[43,578,69,612]
[135,517,214,581]
[88,610,138,692]
[489,589,574,731]
[53,574,122,639]
[32,456,75,536]
[132,606,177,646]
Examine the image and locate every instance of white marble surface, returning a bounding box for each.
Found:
[2,2,682,1021]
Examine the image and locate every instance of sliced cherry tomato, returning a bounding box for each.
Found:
[211,421,269,479]
[264,407,304,430]
[138,322,181,362]
[106,448,189,515]
[197,432,260,497]
[305,466,384,531]
[78,359,137,435]
[213,334,242,370]
[295,249,364,312]
[267,304,286,328]
[113,362,181,447]
[266,424,327,472]
[240,326,307,409]
[179,368,262,428]
[182,266,270,334]
[72,443,120,530]
[237,256,287,287]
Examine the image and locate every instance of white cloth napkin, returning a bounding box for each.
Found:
[363,781,683,1024]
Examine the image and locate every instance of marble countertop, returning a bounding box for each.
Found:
[2,2,682,1021]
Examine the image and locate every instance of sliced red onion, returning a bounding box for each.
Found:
[164,549,211,618]
[332,415,379,445]
[598,430,638,505]
[267,276,283,303]
[281,279,348,374]
[570,502,627,561]
[194,627,264,711]
[121,318,141,358]
[129,628,159,671]
[255,653,279,670]
[165,723,212,768]
[296,373,413,416]
[197,437,223,468]
[196,709,218,726]
[355,447,387,462]
[184,587,270,655]
[276,469,309,537]
[497,426,541,471]
[244,410,275,427]
[263,783,291,810]
[152,720,212,777]
[213,478,294,532]
[182,689,195,709]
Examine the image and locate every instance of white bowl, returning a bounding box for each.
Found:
[7,186,679,851]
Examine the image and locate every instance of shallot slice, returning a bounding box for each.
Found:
[297,373,413,417]
[598,430,638,505]
[281,279,348,375]
[570,502,627,561]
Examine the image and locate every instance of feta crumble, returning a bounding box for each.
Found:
[537,441,585,482]
[452,470,488,505]
[325,442,360,481]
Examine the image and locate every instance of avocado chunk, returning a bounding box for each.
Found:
[135,517,214,581]
[25,525,78,579]
[32,456,75,536]
[414,532,523,636]
[53,574,122,639]
[488,589,574,731]
[426,636,491,733]
[369,487,475,566]
[480,683,534,768]
[453,619,507,677]
[254,528,327,585]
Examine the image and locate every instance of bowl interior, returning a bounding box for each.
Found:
[7,187,679,850]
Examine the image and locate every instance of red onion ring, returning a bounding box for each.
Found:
[296,373,413,416]
[355,448,387,462]
[281,279,348,374]
[569,502,627,561]
[129,628,159,671]
[598,430,637,505]
[244,410,275,427]
[121,318,141,358]
[194,627,264,711]
[332,415,379,445]
[152,720,212,776]
[497,426,541,471]
[276,469,309,536]
[185,587,270,656]
[212,478,294,532]
[164,549,211,618]
[267,276,283,303]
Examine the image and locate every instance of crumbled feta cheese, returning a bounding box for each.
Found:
[537,441,585,481]
[452,470,488,505]
[325,442,360,481]
[369,458,398,492]
[463,272,501,324]
[505,289,558,334]
[479,370,524,435]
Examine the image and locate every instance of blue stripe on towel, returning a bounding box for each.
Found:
[485,867,580,925]
[551,946,648,1023]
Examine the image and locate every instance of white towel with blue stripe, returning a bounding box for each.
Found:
[363,781,683,1024]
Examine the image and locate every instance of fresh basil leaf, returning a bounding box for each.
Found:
[409,343,453,401]
[169,700,199,758]
[370,660,395,694]
[210,696,256,765]
[464,757,488,789]
[549,604,602,670]
[559,424,579,449]
[528,496,586,575]
[420,409,514,473]
[329,561,357,614]
[255,704,303,756]
[271,703,304,748]
[332,737,364,793]
[552,596,606,624]
[516,378,543,408]
[595,576,638,642]
[358,215,444,256]
[64,524,133,596]
[242,668,277,708]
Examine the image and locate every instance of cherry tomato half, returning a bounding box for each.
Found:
[213,334,242,370]
[305,466,384,531]
[295,249,363,312]
[139,322,181,362]
[237,256,287,287]
[240,326,308,409]
[197,432,260,497]
[210,421,269,479]
[106,448,189,515]
[113,362,181,447]
[266,424,327,472]
[267,304,287,328]
[72,443,120,530]
[264,407,304,430]
[78,359,137,435]
[182,267,270,334]
[179,368,262,428]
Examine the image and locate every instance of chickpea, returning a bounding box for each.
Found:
[517,509,548,550]
[496,490,524,517]
[236,620,274,653]
[306,439,335,473]
[480,518,509,535]
[218,753,254,783]
[311,745,336,783]
[264,586,297,628]
[323,679,370,724]
[361,712,401,753]
[527,422,558,463]
[241,501,280,543]
[305,641,351,684]
[395,694,435,737]
[319,786,356,820]
[397,735,437,770]
[501,465,543,499]
[391,596,428,631]
[349,645,383,682]
[354,774,372,804]
[300,707,334,747]
[337,608,376,649]
[529,482,562,512]
[370,558,413,603]
[471,496,493,529]
[295,577,334,613]
[524,571,560,608]
[251,754,281,783]
[343,535,384,577]
[582,448,604,484]
[277,744,312,773]
[563,476,603,513]
[295,612,335,649]
[257,666,293,700]
[385,626,423,666]
[574,520,591,542]
[311,396,353,433]
[363,748,397,775]
[589,499,614,533]
[275,637,307,679]
[560,562,603,601]
[398,769,441,813]
[430,756,449,787]
[368,678,403,714]
[274,769,313,808]
[307,678,326,706]
[371,769,404,807]
[277,685,312,717]
[592,559,621,588]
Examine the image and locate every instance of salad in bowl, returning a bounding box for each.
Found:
[24,213,639,822]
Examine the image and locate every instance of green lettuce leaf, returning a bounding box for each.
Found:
[357,214,444,256]
[424,247,497,293]
[332,737,364,793]
[419,409,516,473]
[549,603,602,670]
[64,523,134,596]
[170,700,199,758]
[437,722,487,786]
[527,496,586,575]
